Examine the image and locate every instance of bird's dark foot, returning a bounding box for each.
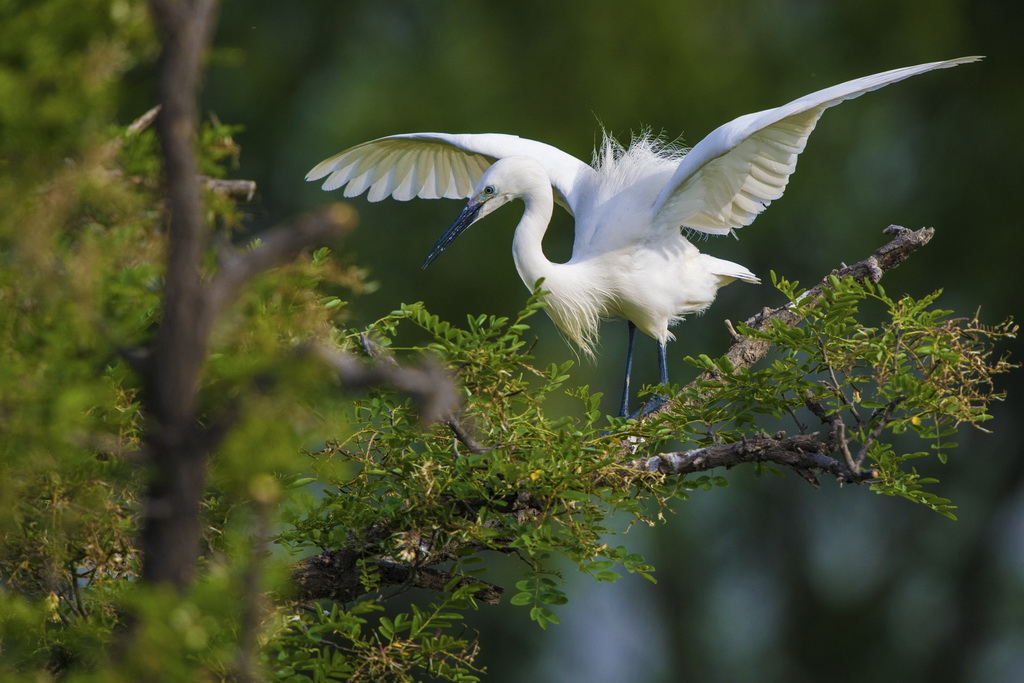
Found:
[627,394,668,420]
[597,395,668,437]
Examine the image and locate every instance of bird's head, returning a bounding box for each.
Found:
[421,157,540,269]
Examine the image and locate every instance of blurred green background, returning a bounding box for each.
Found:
[182,1,1020,680]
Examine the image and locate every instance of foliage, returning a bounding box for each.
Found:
[0,2,1016,680]
[256,271,1009,680]
[1,94,1016,683]
[682,273,1016,518]
[0,88,369,682]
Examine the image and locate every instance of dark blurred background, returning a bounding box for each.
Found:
[191,1,1021,680]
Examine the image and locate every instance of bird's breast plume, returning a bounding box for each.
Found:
[592,130,686,189]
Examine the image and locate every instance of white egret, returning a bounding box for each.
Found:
[307,56,980,417]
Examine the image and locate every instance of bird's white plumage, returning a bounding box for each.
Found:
[650,107,821,235]
[651,56,981,234]
[306,132,591,212]
[307,57,980,414]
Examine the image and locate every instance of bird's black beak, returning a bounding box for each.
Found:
[422,199,485,269]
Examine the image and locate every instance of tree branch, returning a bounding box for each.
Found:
[446,417,494,455]
[309,344,461,425]
[625,432,878,487]
[140,0,220,590]
[139,0,354,591]
[201,176,257,201]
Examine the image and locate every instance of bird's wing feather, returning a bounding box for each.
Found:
[651,56,982,235]
[306,132,592,213]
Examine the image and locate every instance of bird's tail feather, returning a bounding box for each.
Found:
[702,255,760,284]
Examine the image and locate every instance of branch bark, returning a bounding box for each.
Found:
[624,432,878,487]
[141,0,220,589]
[309,344,461,425]
[202,176,257,201]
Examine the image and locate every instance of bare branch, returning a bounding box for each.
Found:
[446,417,494,455]
[126,104,162,136]
[831,418,859,474]
[352,334,483,448]
[309,344,460,425]
[624,433,877,487]
[231,502,271,683]
[201,176,257,201]
[803,391,829,422]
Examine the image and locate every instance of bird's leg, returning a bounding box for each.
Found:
[630,339,671,419]
[658,339,669,386]
[626,338,670,420]
[619,321,637,418]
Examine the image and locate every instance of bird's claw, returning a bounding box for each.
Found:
[627,394,668,420]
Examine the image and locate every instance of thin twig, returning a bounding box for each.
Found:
[126,104,162,136]
[856,397,904,467]
[201,176,257,201]
[820,346,863,425]
[446,417,493,455]
[831,417,859,474]
[785,404,808,434]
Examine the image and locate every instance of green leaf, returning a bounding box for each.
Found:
[510,592,534,606]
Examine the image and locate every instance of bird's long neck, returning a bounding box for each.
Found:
[511,185,556,291]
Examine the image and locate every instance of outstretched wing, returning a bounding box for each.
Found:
[306,132,592,213]
[651,56,982,235]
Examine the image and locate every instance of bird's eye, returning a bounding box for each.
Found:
[484,185,495,195]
